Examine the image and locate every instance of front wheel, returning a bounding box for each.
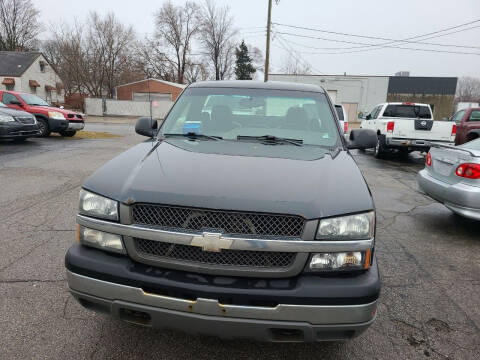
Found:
[59,130,76,137]
[36,118,51,137]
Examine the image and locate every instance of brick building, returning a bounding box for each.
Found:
[116,79,186,103]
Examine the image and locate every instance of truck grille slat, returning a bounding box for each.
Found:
[134,238,296,268]
[132,204,305,237]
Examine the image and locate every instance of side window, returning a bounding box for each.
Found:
[372,105,382,119]
[468,110,480,122]
[451,110,465,123]
[2,93,19,104]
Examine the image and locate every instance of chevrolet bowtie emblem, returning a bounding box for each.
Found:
[190,232,233,252]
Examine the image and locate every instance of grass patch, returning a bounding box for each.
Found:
[52,131,122,139]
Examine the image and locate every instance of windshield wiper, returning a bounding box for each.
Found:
[163,132,222,141]
[237,135,303,146]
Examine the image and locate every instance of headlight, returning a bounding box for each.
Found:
[79,189,118,220]
[0,114,15,123]
[317,211,374,240]
[48,111,65,120]
[308,250,371,272]
[77,225,125,253]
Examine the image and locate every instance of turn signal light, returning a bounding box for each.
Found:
[387,121,395,133]
[426,152,432,166]
[451,124,457,136]
[455,163,480,179]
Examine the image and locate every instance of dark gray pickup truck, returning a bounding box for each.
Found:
[65,80,380,342]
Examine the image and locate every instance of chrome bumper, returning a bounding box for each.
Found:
[67,270,377,341]
[386,138,454,148]
[68,122,85,130]
[418,169,480,220]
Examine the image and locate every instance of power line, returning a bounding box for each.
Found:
[274,30,480,56]
[274,33,324,74]
[272,20,480,49]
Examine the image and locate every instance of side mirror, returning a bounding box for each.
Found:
[135,117,158,137]
[365,114,371,120]
[347,129,378,149]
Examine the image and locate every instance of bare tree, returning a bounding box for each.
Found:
[198,0,237,80]
[184,60,209,84]
[44,12,135,99]
[153,1,199,84]
[280,57,312,75]
[456,76,480,103]
[0,0,42,50]
[86,12,135,98]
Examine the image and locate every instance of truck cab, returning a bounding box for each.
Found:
[452,107,480,146]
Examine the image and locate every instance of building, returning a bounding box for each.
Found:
[116,79,186,103]
[0,51,64,103]
[269,74,457,121]
[395,71,410,77]
[387,76,457,119]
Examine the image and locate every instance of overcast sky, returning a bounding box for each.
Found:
[33,0,480,78]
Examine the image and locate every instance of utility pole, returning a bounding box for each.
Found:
[264,0,273,82]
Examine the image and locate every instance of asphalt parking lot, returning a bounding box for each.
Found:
[1,123,479,360]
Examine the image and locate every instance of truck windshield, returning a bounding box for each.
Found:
[160,87,340,147]
[382,104,432,119]
[19,94,50,106]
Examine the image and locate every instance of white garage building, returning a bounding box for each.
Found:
[270,74,389,123]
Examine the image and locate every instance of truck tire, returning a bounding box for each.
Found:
[59,130,76,137]
[36,117,51,137]
[374,135,386,159]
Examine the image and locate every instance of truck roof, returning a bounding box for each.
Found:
[189,80,325,93]
[380,102,431,107]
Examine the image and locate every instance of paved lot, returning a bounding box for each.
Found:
[1,123,479,359]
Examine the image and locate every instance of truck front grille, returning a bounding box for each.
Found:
[132,204,305,237]
[134,238,296,268]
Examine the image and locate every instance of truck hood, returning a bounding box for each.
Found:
[83,139,374,219]
[0,106,33,117]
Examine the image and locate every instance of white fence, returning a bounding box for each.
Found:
[85,98,173,119]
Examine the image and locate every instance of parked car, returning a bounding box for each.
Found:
[334,104,348,135]
[418,140,480,220]
[65,81,380,342]
[450,107,480,146]
[0,101,40,142]
[361,102,456,158]
[0,90,85,137]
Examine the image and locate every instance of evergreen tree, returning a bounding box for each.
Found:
[234,40,256,80]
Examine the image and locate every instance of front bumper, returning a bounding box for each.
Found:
[0,123,40,138]
[418,169,480,220]
[68,121,85,131]
[65,244,380,341]
[48,118,69,132]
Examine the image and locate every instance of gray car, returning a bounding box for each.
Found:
[0,101,39,141]
[418,139,480,220]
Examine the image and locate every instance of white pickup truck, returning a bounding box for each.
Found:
[361,102,456,158]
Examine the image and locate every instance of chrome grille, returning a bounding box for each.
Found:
[15,116,35,124]
[132,204,305,237]
[134,238,296,268]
